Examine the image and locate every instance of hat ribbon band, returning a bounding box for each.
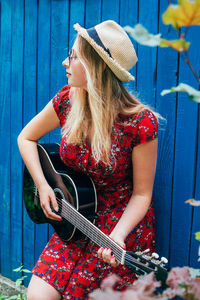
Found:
[87,27,112,58]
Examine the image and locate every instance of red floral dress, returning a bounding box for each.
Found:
[32,85,158,299]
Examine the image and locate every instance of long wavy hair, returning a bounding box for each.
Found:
[62,35,150,164]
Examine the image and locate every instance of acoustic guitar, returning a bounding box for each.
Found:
[23,143,168,287]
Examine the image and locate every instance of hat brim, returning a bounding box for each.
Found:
[74,23,135,82]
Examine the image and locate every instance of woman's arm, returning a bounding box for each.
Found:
[18,100,62,221]
[97,138,158,266]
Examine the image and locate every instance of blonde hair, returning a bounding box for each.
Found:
[62,35,149,164]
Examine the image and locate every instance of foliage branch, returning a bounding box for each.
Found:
[124,0,200,103]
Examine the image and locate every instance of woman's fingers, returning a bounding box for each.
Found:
[97,248,119,267]
[39,185,62,221]
[43,198,62,221]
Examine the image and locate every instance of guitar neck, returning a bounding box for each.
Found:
[60,199,126,264]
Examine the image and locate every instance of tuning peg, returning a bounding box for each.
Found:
[154,256,168,266]
[143,248,150,254]
[161,257,168,264]
[151,253,159,259]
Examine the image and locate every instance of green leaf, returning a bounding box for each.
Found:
[160,38,190,52]
[6,296,19,300]
[0,295,8,300]
[21,269,31,274]
[162,0,200,29]
[195,232,200,241]
[161,83,200,103]
[124,24,161,46]
[15,276,27,287]
[13,265,23,273]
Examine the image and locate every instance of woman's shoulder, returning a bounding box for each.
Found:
[119,108,158,126]
[118,108,158,146]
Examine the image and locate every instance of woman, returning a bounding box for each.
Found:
[18,20,158,300]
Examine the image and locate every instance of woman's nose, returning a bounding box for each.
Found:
[62,57,69,67]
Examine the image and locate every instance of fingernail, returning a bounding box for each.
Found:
[55,206,59,212]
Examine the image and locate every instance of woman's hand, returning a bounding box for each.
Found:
[38,184,62,221]
[97,232,126,267]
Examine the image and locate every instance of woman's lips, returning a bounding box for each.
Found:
[66,71,71,77]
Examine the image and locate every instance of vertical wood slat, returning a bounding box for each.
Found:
[23,0,38,285]
[137,0,159,109]
[153,0,178,264]
[85,0,101,28]
[102,0,120,22]
[119,0,138,92]
[50,0,70,144]
[0,0,12,278]
[68,0,85,50]
[190,106,200,266]
[34,0,52,267]
[170,24,199,267]
[10,0,24,281]
[188,26,200,267]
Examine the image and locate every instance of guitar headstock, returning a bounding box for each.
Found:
[125,249,169,288]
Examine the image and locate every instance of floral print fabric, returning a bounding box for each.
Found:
[32,85,158,299]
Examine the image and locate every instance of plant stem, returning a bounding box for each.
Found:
[184,51,200,85]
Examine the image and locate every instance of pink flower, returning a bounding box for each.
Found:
[89,288,121,300]
[121,273,161,300]
[100,274,121,290]
[162,286,185,298]
[167,267,190,289]
[132,272,161,293]
[189,278,200,299]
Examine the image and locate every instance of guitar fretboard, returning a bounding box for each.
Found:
[59,198,126,264]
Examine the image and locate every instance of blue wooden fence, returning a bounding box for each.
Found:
[0,0,199,284]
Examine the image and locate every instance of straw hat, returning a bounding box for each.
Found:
[74,20,138,82]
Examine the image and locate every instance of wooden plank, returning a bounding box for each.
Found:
[170,24,198,267]
[10,0,24,281]
[188,27,200,269]
[85,0,101,27]
[23,0,38,286]
[34,0,52,266]
[0,0,12,278]
[119,0,138,91]
[69,0,85,50]
[137,0,159,109]
[190,128,200,267]
[102,0,119,22]
[50,0,70,144]
[153,1,178,264]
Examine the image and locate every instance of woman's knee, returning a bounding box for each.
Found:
[27,275,61,300]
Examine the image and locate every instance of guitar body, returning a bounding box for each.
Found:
[23,143,97,242]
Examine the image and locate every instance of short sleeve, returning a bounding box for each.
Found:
[52,85,71,127]
[134,109,158,147]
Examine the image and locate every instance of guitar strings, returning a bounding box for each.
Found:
[54,198,159,272]
[56,197,124,262]
[34,193,124,263]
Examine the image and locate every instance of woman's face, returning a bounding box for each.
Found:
[62,39,87,89]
